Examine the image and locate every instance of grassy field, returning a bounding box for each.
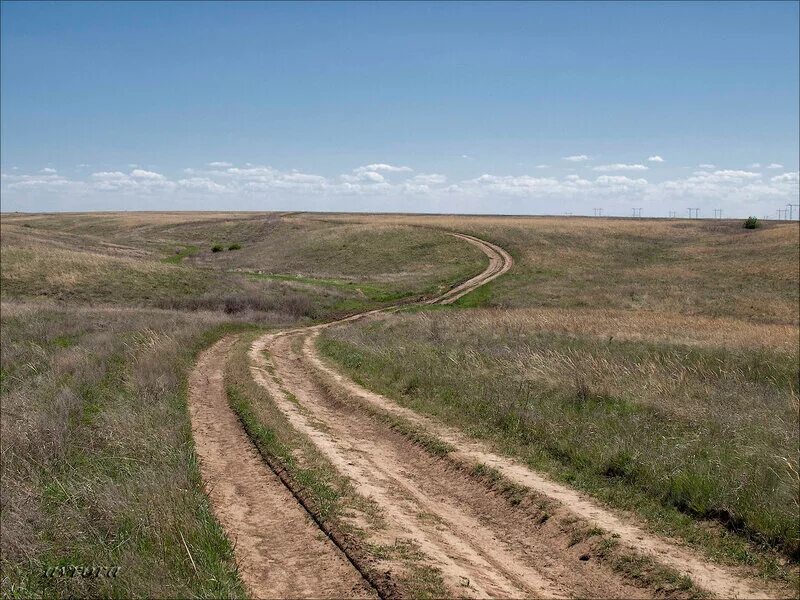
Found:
[1,305,249,598]
[0,212,483,597]
[2,211,797,595]
[318,217,800,580]
[1,212,483,314]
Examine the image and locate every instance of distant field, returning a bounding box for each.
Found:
[0,212,483,317]
[318,216,800,578]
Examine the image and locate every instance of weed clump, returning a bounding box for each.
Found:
[228,243,242,251]
[211,244,224,252]
[743,217,761,229]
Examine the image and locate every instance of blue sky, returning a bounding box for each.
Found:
[2,1,798,216]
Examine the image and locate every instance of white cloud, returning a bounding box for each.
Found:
[91,171,127,180]
[461,154,472,159]
[40,167,57,174]
[357,163,413,173]
[647,156,664,163]
[595,175,648,186]
[4,161,797,216]
[770,171,798,183]
[208,161,233,167]
[411,173,447,184]
[698,163,716,169]
[535,164,549,169]
[687,169,760,183]
[748,163,762,169]
[767,163,784,169]
[592,163,649,172]
[130,169,166,180]
[178,177,227,192]
[562,154,589,162]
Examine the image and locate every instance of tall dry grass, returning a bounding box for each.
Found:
[320,307,800,563]
[0,304,263,597]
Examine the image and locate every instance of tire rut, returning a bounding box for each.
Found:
[188,338,376,599]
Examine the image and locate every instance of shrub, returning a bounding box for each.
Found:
[155,291,316,318]
[228,243,242,251]
[743,217,760,229]
[211,244,224,252]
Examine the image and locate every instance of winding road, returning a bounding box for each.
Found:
[189,232,781,599]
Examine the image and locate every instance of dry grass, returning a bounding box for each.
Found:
[315,214,800,582]
[0,304,260,597]
[1,213,485,314]
[313,214,799,324]
[3,211,797,593]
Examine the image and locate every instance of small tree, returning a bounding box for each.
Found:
[743,217,760,229]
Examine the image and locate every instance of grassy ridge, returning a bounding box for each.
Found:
[314,215,800,324]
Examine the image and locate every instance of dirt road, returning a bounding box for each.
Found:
[188,338,375,599]
[191,232,782,598]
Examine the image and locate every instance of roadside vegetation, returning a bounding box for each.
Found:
[318,217,800,584]
[0,305,249,598]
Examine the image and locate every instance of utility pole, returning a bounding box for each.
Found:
[713,209,722,219]
[632,208,642,218]
[668,211,677,218]
[687,208,700,218]
[777,209,786,220]
[787,204,799,220]
[593,208,603,217]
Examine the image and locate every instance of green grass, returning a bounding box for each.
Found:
[161,245,199,264]
[1,309,251,598]
[318,318,799,583]
[226,383,343,520]
[244,272,412,303]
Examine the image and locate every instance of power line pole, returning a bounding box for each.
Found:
[713,209,722,219]
[632,208,642,218]
[787,204,799,220]
[668,210,677,218]
[593,208,603,217]
[687,208,699,218]
[777,209,786,220]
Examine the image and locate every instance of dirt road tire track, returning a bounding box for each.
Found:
[188,338,376,599]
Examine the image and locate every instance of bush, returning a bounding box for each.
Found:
[228,243,242,251]
[743,217,760,229]
[211,244,224,252]
[155,291,316,318]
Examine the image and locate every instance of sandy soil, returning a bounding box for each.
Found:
[188,338,375,599]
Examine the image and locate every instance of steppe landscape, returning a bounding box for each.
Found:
[1,211,797,598]
[3,2,798,598]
